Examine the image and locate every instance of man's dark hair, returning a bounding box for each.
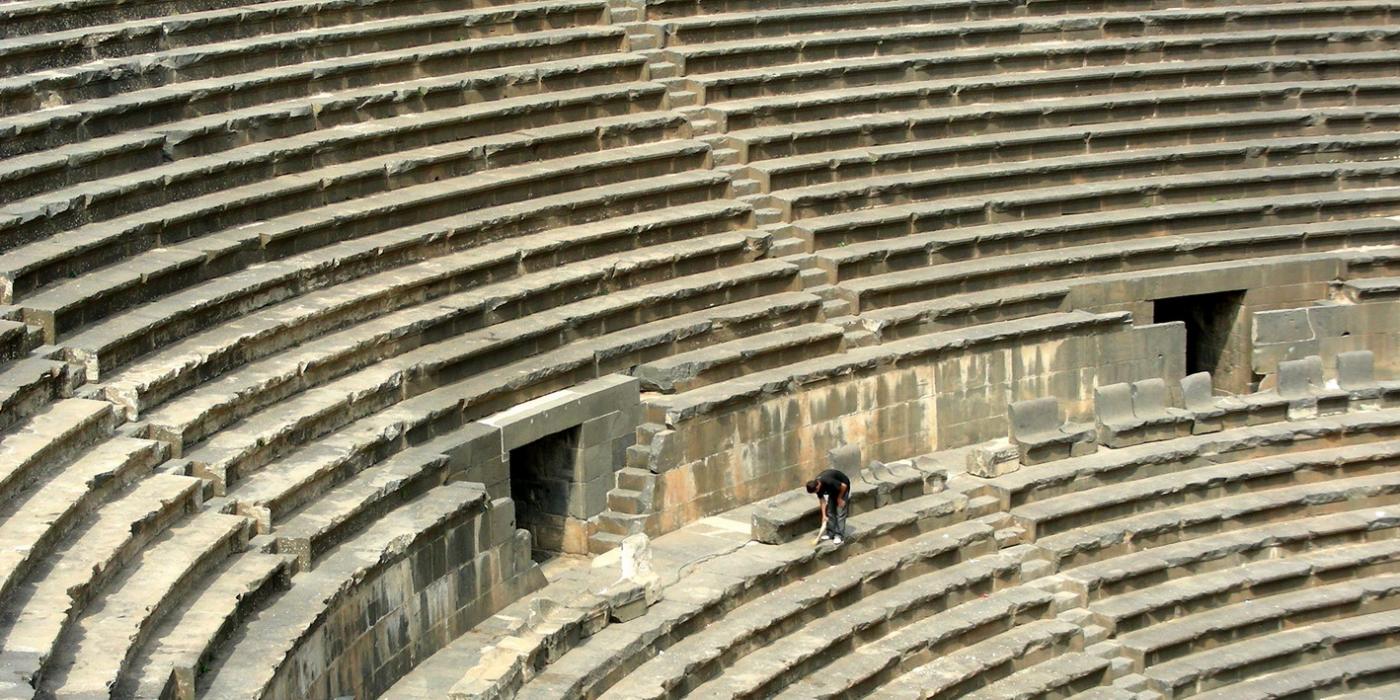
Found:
[805,480,820,493]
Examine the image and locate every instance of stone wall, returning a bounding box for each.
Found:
[1068,253,1344,394]
[639,311,1183,534]
[264,486,544,700]
[1253,299,1400,381]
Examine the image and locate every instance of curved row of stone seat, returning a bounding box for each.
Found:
[75,170,733,392]
[629,540,1048,700]
[0,0,586,78]
[507,486,986,699]
[702,51,1400,134]
[662,3,1397,75]
[744,106,1400,193]
[789,157,1400,255]
[683,27,1400,107]
[1192,646,1400,698]
[0,5,619,118]
[4,115,698,337]
[0,47,643,168]
[0,0,285,37]
[721,78,1400,166]
[649,0,1343,47]
[818,186,1400,283]
[992,407,1400,510]
[0,469,212,694]
[102,199,747,435]
[0,77,665,240]
[176,257,796,494]
[769,131,1400,222]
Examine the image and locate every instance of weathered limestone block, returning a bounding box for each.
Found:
[967,438,1020,478]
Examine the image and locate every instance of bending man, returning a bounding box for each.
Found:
[806,468,851,545]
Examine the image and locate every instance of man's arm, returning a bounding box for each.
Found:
[837,483,848,508]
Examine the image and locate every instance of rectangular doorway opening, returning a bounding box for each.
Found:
[1154,290,1248,392]
[508,426,580,563]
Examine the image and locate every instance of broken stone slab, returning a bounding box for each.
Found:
[966,438,1020,478]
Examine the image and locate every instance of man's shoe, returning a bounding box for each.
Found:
[818,534,833,542]
[832,537,844,546]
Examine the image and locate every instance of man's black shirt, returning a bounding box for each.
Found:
[814,469,850,501]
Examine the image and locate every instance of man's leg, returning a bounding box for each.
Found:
[835,500,848,539]
[824,497,842,539]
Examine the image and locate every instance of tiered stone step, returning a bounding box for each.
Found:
[0,473,202,691]
[773,132,1400,222]
[633,322,843,393]
[683,28,1400,104]
[138,213,756,451]
[7,115,700,342]
[181,257,798,495]
[705,54,1400,133]
[816,187,1400,280]
[721,79,1400,164]
[745,107,1398,192]
[264,434,465,566]
[1012,439,1400,539]
[1099,530,1400,629]
[837,220,1400,316]
[0,48,645,167]
[959,652,1111,700]
[0,398,117,507]
[125,548,292,700]
[1118,570,1400,671]
[87,170,733,405]
[667,4,1395,74]
[988,408,1400,512]
[1192,646,1400,698]
[513,488,979,698]
[0,357,74,436]
[1142,608,1400,696]
[0,21,624,120]
[0,436,166,606]
[1058,504,1400,604]
[37,511,252,697]
[673,544,1045,700]
[5,79,671,304]
[0,0,609,79]
[770,585,1062,699]
[872,617,1086,699]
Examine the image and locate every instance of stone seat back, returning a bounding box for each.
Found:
[1009,396,1097,466]
[1278,354,1351,419]
[1093,378,1191,447]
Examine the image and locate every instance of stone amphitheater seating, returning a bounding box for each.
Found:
[3,0,1400,697]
